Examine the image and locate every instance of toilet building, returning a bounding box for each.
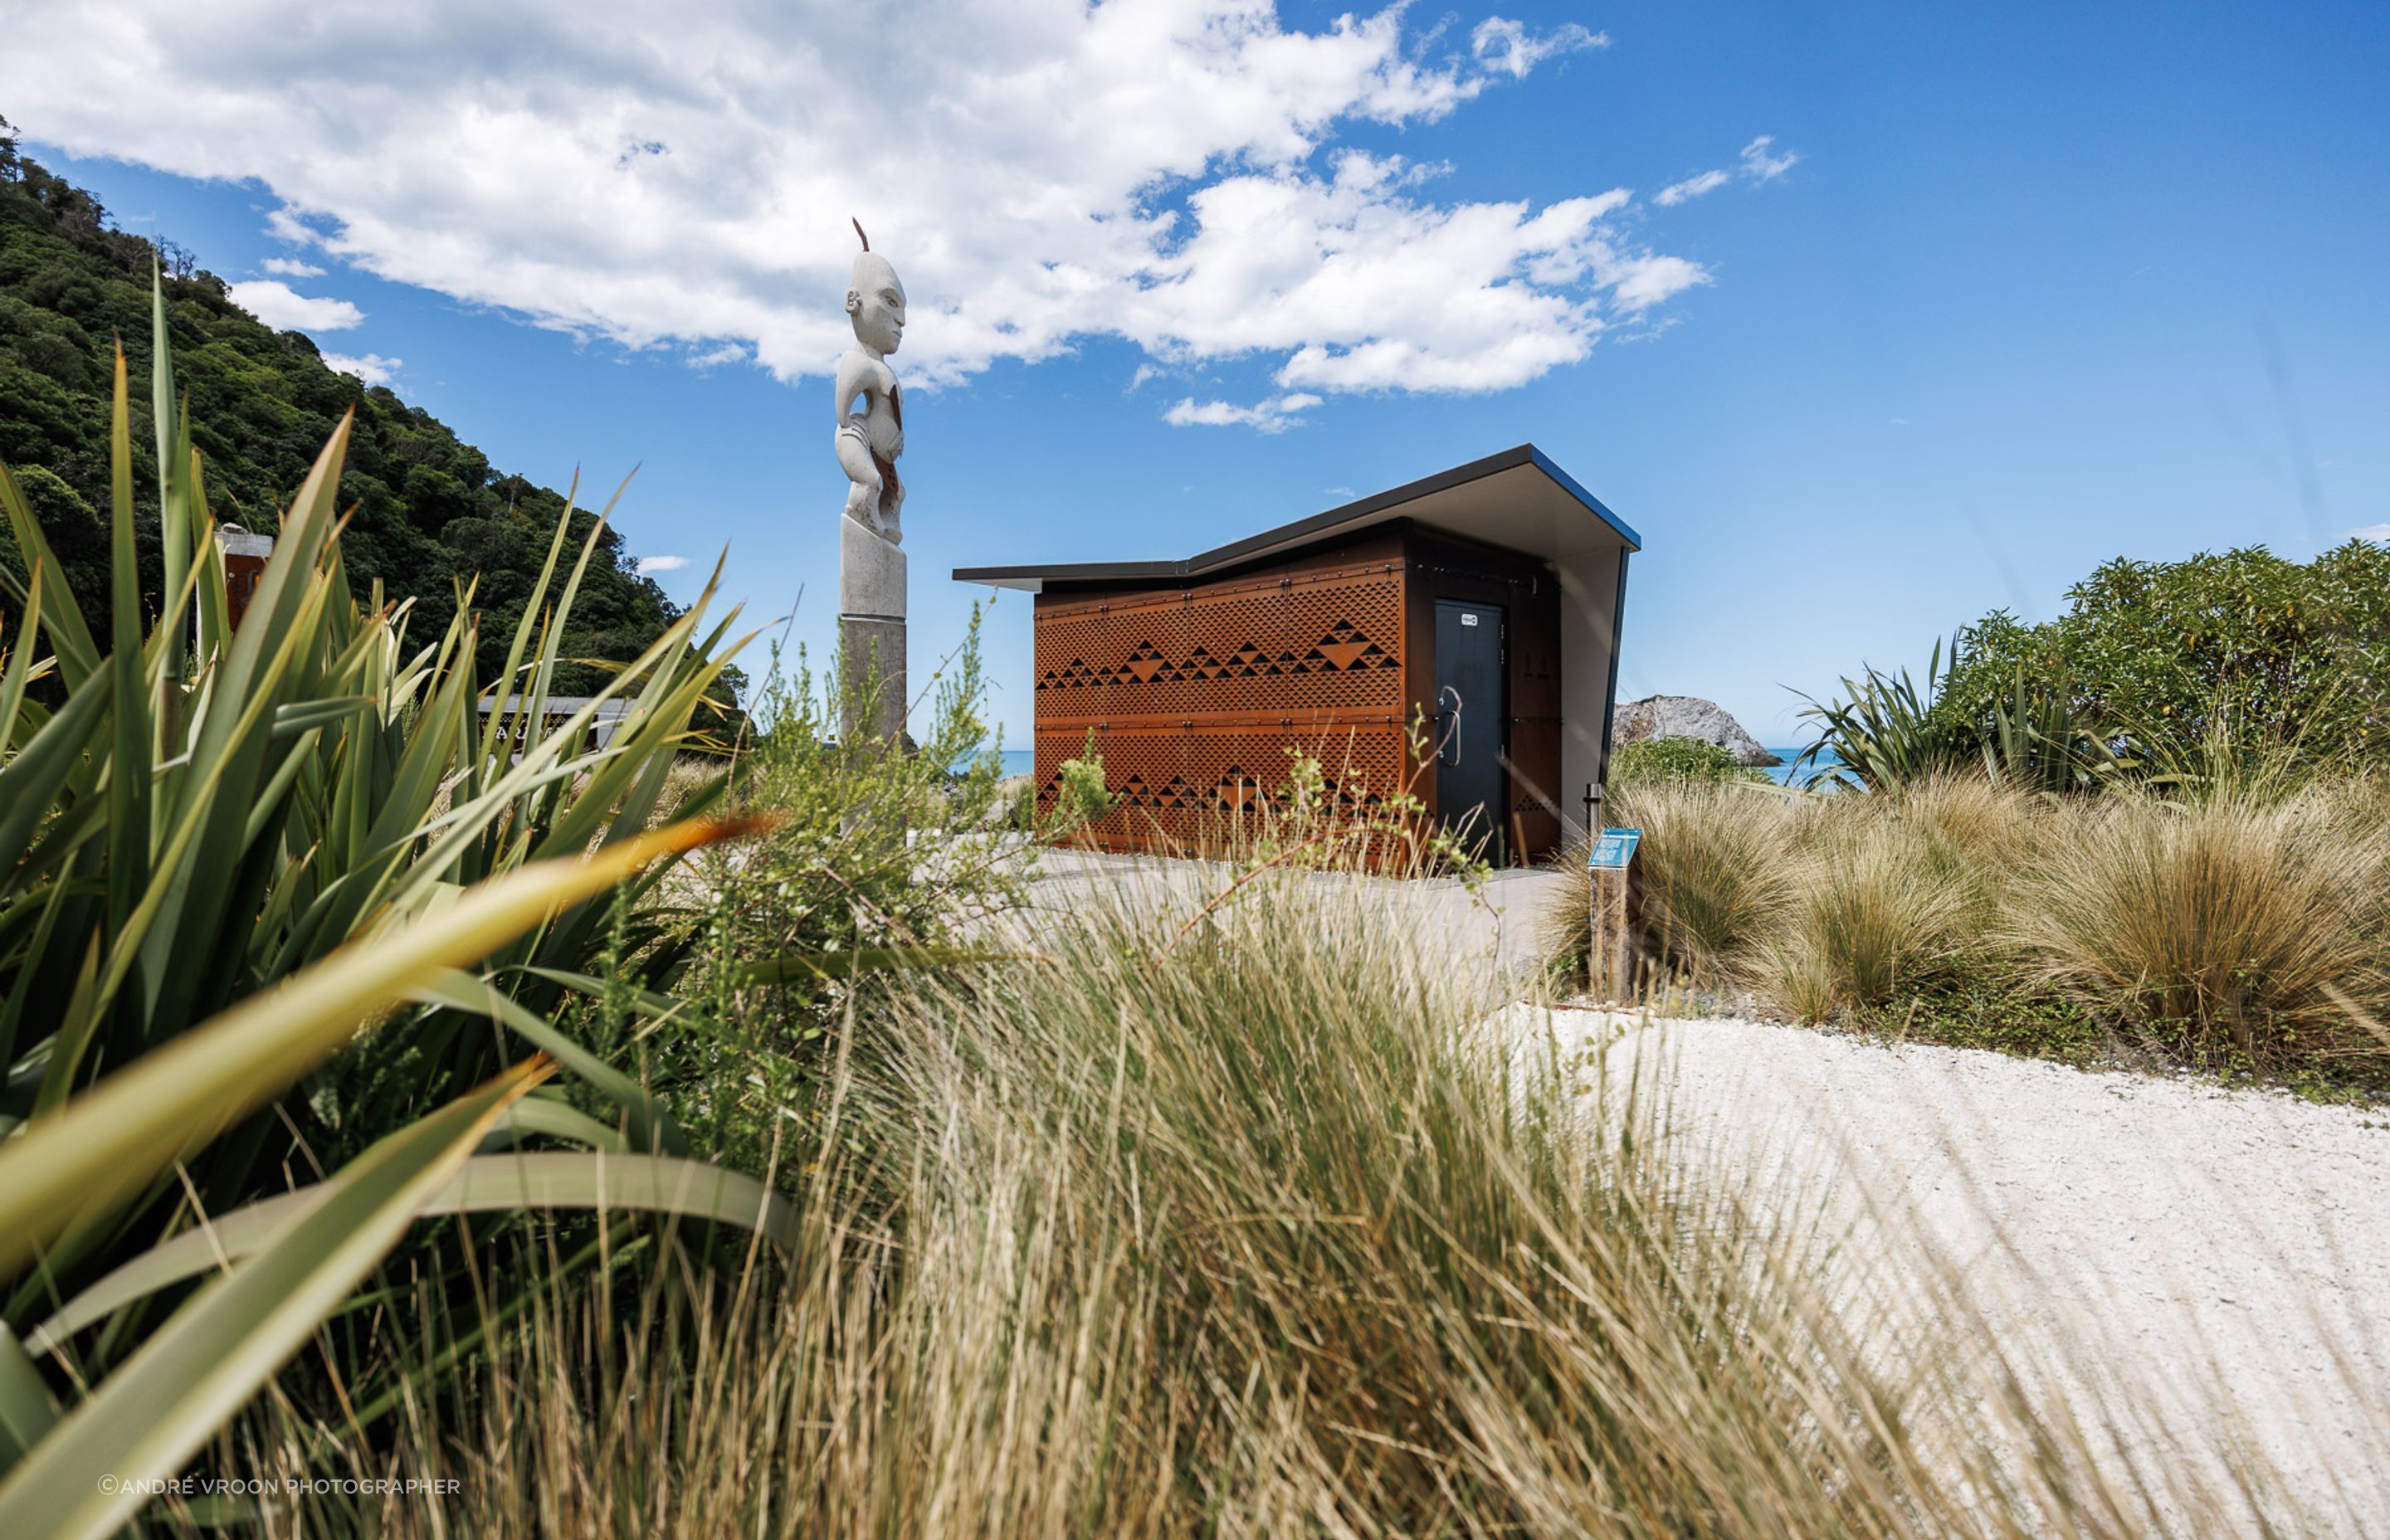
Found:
[952,445,1638,865]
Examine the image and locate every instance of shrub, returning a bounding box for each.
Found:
[1610,733,1767,787]
[658,613,1036,1166]
[1948,542,2390,765]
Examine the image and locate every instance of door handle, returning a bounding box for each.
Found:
[1437,686,1463,767]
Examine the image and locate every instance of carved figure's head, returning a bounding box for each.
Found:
[845,221,905,357]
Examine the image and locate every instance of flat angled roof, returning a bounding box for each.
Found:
[952,443,1638,592]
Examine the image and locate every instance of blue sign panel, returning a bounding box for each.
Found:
[1588,827,1641,870]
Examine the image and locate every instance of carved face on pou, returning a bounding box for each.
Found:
[845,251,905,358]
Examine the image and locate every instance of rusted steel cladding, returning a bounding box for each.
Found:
[1033,558,1417,852]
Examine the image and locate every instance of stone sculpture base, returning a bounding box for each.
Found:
[839,514,906,747]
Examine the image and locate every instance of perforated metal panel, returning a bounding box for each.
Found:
[1033,560,1416,852]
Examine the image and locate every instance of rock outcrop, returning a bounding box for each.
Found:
[1610,696,1781,767]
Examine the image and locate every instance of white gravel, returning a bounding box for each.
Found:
[1503,1006,2390,1532]
[1024,850,2390,1526]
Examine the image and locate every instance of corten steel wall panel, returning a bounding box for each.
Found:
[1402,529,1563,863]
[1032,541,1419,853]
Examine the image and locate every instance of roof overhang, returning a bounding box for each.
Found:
[951,443,1636,593]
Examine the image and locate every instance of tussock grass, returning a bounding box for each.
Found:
[1544,769,2390,1079]
[219,883,2294,1537]
[2010,786,2390,1068]
[1543,782,1804,992]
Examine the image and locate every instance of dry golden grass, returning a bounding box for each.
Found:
[2007,785,2390,1067]
[213,880,2316,1538]
[1544,769,2390,1075]
[1543,781,1806,992]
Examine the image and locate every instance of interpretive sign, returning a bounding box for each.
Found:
[1588,827,1641,870]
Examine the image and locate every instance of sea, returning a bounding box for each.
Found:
[983,747,1839,786]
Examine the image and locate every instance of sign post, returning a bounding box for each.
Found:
[1586,826,1641,1001]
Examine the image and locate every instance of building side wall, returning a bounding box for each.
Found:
[1032,534,1418,853]
[1554,546,1626,841]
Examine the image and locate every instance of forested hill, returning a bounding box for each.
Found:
[0,127,679,690]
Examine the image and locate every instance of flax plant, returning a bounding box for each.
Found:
[0,278,865,1535]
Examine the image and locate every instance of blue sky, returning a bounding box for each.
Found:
[7,1,2387,747]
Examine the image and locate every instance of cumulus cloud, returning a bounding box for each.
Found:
[260,256,324,277]
[319,351,401,385]
[1165,392,1321,432]
[2341,523,2390,543]
[227,280,364,332]
[1654,133,1803,207]
[637,553,692,572]
[18,2,1739,415]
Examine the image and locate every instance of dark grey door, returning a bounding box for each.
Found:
[1434,600,1506,855]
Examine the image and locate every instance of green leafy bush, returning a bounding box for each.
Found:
[1611,734,1768,787]
[658,616,1035,1164]
[1946,543,2390,763]
[1807,543,2390,792]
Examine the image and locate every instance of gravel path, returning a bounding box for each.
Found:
[1504,1007,2390,1531]
[1023,850,2390,1526]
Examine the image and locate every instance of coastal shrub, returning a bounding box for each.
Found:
[655,617,1041,1165]
[1947,543,2390,766]
[2005,787,2390,1069]
[1610,733,1768,787]
[1805,542,2390,792]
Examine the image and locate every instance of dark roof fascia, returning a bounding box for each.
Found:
[952,443,1639,589]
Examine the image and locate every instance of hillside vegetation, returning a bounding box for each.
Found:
[0,119,676,687]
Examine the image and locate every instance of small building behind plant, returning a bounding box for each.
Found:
[953,446,1639,865]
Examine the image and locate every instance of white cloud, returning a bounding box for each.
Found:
[1654,169,1729,207]
[319,352,401,386]
[1652,133,1803,207]
[1739,134,1800,183]
[1165,392,1320,432]
[227,280,363,332]
[2341,524,2390,543]
[637,553,692,572]
[19,2,1726,400]
[260,256,324,277]
[689,341,748,368]
[1607,255,1710,314]
[1470,17,1607,79]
